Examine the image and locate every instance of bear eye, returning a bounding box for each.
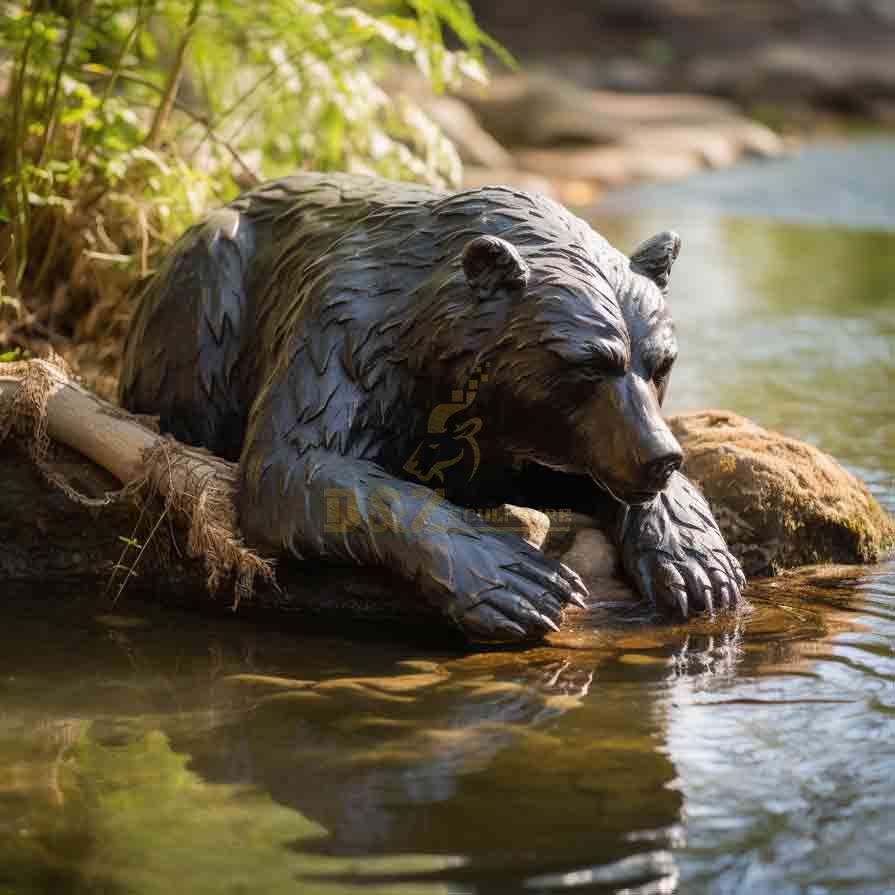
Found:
[653,356,675,383]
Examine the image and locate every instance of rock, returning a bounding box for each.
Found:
[529,411,893,593]
[717,120,785,159]
[582,89,742,127]
[622,147,705,182]
[670,410,895,577]
[476,504,551,549]
[462,73,749,150]
[621,125,739,170]
[617,121,782,175]
[462,74,631,148]
[514,146,631,186]
[541,511,603,557]
[465,3,895,125]
[542,515,633,608]
[618,120,784,168]
[689,43,895,113]
[561,528,619,580]
[422,97,514,170]
[389,69,784,197]
[514,145,703,187]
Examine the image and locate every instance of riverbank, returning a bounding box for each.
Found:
[470,0,895,129]
[394,70,794,207]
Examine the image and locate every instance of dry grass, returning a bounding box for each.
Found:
[0,355,276,604]
[0,168,196,401]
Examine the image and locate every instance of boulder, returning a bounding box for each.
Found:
[536,410,895,603]
[461,73,768,150]
[689,42,895,113]
[388,69,784,196]
[421,96,514,171]
[462,73,630,148]
[671,410,895,577]
[619,121,784,168]
[581,89,743,127]
[514,144,704,187]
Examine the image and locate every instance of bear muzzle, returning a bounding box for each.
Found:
[578,374,684,505]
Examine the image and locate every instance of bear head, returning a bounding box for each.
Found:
[404,190,684,506]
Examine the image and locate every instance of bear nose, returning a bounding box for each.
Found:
[644,451,683,490]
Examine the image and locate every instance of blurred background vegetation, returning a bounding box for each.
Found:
[0,0,507,383]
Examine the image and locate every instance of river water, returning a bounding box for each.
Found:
[2,140,894,894]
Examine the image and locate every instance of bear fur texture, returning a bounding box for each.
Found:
[120,173,745,641]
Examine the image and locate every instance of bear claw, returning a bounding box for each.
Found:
[621,472,746,619]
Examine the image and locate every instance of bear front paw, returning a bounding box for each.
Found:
[439,530,589,642]
[620,471,746,617]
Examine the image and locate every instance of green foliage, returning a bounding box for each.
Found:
[180,0,503,183]
[0,0,505,324]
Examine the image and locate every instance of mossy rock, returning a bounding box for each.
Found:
[670,410,895,577]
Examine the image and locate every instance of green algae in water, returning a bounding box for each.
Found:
[0,722,452,895]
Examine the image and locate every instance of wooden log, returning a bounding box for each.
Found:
[0,359,442,630]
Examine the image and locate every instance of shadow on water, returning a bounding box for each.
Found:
[3,139,895,894]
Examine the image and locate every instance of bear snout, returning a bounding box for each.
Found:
[575,374,684,503]
[642,450,683,492]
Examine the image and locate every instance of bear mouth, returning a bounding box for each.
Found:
[590,471,661,507]
[622,489,662,506]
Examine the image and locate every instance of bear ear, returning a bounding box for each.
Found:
[630,231,681,294]
[462,235,530,300]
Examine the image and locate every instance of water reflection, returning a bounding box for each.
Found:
[668,567,895,895]
[2,563,890,894]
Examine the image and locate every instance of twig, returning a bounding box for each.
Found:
[37,0,85,169]
[6,0,39,295]
[97,0,149,120]
[184,33,369,161]
[113,505,169,603]
[145,0,203,149]
[80,68,261,195]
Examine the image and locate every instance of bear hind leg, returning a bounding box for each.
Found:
[119,208,255,460]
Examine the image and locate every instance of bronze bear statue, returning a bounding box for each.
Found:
[120,173,745,641]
